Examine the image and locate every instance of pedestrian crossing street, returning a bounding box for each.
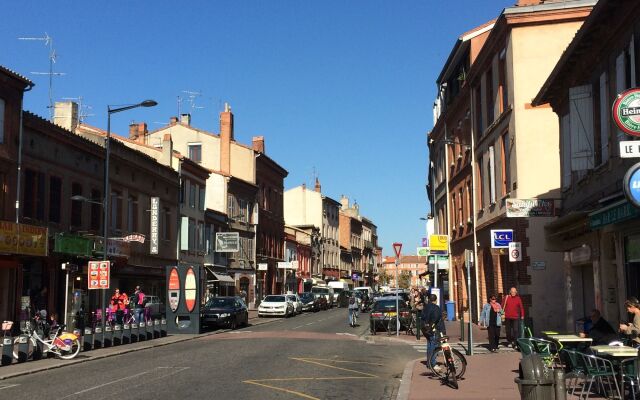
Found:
[411,342,518,355]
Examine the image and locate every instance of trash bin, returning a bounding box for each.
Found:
[514,353,555,400]
[445,301,455,321]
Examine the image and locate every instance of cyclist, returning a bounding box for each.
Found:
[422,293,445,371]
[348,292,358,327]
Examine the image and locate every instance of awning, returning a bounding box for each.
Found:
[204,265,235,285]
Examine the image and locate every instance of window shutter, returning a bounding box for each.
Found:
[561,114,571,188]
[616,52,627,142]
[631,36,637,88]
[180,216,189,251]
[569,85,594,171]
[0,98,5,144]
[489,146,496,204]
[599,73,610,164]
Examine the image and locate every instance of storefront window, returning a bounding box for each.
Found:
[625,235,640,299]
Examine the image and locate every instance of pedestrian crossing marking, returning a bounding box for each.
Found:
[411,342,516,355]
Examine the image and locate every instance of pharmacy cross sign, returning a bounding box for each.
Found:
[613,88,640,137]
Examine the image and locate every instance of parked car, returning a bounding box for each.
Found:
[258,295,294,317]
[314,293,329,310]
[143,295,165,319]
[299,292,321,312]
[286,294,303,315]
[369,297,411,335]
[201,296,249,329]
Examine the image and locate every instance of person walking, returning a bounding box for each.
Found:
[480,294,503,352]
[131,286,146,324]
[422,293,445,371]
[502,287,525,349]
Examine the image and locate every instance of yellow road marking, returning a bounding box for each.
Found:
[247,376,373,382]
[296,357,383,366]
[244,380,321,400]
[291,357,378,377]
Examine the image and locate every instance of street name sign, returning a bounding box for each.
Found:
[215,232,239,252]
[620,141,640,158]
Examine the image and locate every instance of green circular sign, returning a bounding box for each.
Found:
[613,88,640,137]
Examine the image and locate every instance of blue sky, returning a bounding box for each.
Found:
[1,1,513,256]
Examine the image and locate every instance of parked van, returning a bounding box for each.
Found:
[311,286,335,308]
[353,286,373,297]
[328,281,349,303]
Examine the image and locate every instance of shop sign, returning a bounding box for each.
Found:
[624,162,640,208]
[532,261,546,270]
[613,88,640,137]
[150,197,159,254]
[428,255,449,270]
[589,201,640,229]
[95,238,131,258]
[54,233,92,256]
[277,261,289,269]
[215,232,239,252]
[491,229,513,249]
[416,247,429,256]
[0,221,48,256]
[88,260,110,290]
[257,263,268,271]
[506,199,555,217]
[619,141,640,158]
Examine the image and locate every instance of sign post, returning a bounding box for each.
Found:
[392,242,402,337]
[465,249,474,356]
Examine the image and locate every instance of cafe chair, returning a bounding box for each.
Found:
[560,348,588,397]
[578,352,622,400]
[621,357,640,400]
[517,338,535,356]
[529,337,561,367]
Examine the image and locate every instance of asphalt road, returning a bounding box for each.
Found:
[0,308,418,400]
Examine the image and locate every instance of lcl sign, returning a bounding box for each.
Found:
[491,229,513,249]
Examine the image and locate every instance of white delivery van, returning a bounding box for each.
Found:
[328,281,349,302]
[311,285,335,308]
[353,286,373,297]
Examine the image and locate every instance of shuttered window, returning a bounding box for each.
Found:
[569,85,594,171]
[616,52,627,144]
[180,216,189,251]
[631,36,637,87]
[561,113,571,189]
[488,146,496,204]
[599,72,610,165]
[0,98,5,144]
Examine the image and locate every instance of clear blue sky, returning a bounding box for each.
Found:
[1,1,513,256]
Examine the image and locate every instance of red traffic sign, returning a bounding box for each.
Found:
[392,242,403,258]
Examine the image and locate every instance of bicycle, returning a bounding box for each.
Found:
[12,315,80,360]
[429,332,467,389]
[349,308,358,327]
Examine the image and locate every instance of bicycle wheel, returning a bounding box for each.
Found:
[444,347,458,389]
[430,347,466,379]
[58,338,81,360]
[12,336,35,360]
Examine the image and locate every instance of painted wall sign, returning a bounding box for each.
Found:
[168,267,180,312]
[491,229,513,249]
[624,162,640,208]
[215,232,240,252]
[506,199,555,218]
[184,267,197,313]
[613,88,640,137]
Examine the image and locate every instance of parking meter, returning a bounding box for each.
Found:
[16,335,29,362]
[93,326,103,349]
[103,325,113,347]
[83,327,93,352]
[130,323,139,343]
[138,322,146,342]
[122,323,130,344]
[113,324,122,346]
[153,320,160,339]
[1,334,13,365]
[160,318,167,337]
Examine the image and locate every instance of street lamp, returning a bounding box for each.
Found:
[102,99,157,330]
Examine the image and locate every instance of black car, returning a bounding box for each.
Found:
[202,296,249,329]
[299,292,320,312]
[369,297,411,335]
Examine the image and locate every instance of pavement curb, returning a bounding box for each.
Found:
[0,316,277,381]
[396,358,420,400]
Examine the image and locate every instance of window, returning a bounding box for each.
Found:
[451,193,457,227]
[569,85,594,171]
[127,195,138,232]
[188,218,195,251]
[90,189,101,230]
[205,224,212,255]
[486,68,494,126]
[499,50,508,114]
[23,169,45,220]
[617,51,628,144]
[0,98,5,144]
[199,187,205,211]
[180,180,185,205]
[476,155,483,210]
[227,194,235,218]
[49,176,62,224]
[458,188,463,226]
[71,183,83,227]
[162,207,171,240]
[189,183,196,208]
[561,113,571,189]
[466,180,471,222]
[474,87,484,138]
[488,146,496,204]
[110,190,122,230]
[500,132,510,196]
[188,143,202,163]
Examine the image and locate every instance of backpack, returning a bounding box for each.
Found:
[349,297,356,305]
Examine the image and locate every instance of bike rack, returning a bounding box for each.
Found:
[16,334,29,363]
[146,321,154,341]
[153,320,160,339]
[113,324,122,345]
[137,322,146,342]
[93,326,103,349]
[122,323,131,344]
[103,325,113,347]
[130,323,139,343]
[160,318,167,337]
[83,327,93,352]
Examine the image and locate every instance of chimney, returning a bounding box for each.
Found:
[252,136,265,153]
[137,122,148,144]
[53,101,79,131]
[129,123,138,141]
[180,113,191,126]
[220,103,234,175]
[340,195,349,210]
[170,116,178,124]
[302,183,306,191]
[314,177,321,193]
[161,133,173,167]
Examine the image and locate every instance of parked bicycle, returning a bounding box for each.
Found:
[12,314,80,360]
[429,332,467,389]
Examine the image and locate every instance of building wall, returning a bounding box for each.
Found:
[283,186,322,229]
[147,123,222,172]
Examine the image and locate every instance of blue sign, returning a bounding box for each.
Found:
[491,229,513,249]
[352,273,360,280]
[624,162,640,208]
[421,237,428,247]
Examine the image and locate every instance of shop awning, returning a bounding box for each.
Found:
[204,265,235,285]
[212,272,235,284]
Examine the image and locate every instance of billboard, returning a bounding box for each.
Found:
[215,232,240,252]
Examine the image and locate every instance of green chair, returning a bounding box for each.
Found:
[560,348,587,396]
[579,352,621,400]
[517,338,535,356]
[529,337,560,367]
[621,357,639,400]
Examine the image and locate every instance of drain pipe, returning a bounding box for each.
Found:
[16,83,34,224]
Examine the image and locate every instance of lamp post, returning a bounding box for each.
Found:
[101,100,157,331]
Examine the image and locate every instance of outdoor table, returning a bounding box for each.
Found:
[546,334,592,350]
[591,345,639,397]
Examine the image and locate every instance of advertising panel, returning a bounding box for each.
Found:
[428,235,448,255]
[491,229,513,249]
[0,221,48,256]
[88,261,110,290]
[506,199,554,218]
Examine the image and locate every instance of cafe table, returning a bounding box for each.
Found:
[591,345,639,398]
[546,334,593,350]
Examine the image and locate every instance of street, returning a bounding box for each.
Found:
[0,309,419,400]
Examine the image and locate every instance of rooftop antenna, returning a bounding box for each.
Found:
[61,96,94,123]
[181,90,203,112]
[18,33,66,119]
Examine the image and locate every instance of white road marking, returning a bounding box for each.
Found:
[305,323,314,326]
[293,325,305,329]
[0,384,19,390]
[336,333,357,337]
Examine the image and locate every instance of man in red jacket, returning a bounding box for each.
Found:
[502,287,525,349]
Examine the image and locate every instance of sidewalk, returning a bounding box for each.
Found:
[0,310,266,381]
[397,320,522,400]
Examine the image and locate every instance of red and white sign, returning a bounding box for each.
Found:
[392,242,403,258]
[184,267,197,313]
[168,267,180,313]
[88,261,110,290]
[509,242,522,262]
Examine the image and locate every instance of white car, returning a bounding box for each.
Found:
[286,294,303,315]
[258,295,294,318]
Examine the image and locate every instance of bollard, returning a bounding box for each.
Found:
[153,320,160,339]
[1,335,13,365]
[122,324,130,344]
[460,318,464,341]
[83,328,93,352]
[17,335,29,363]
[160,318,167,337]
[130,323,139,343]
[113,324,122,346]
[138,322,146,342]
[554,368,566,400]
[93,327,103,349]
[146,321,153,341]
[103,325,113,347]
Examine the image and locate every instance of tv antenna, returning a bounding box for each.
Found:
[61,96,94,123]
[18,33,67,119]
[180,90,204,114]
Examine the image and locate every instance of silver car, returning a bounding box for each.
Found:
[286,294,303,315]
